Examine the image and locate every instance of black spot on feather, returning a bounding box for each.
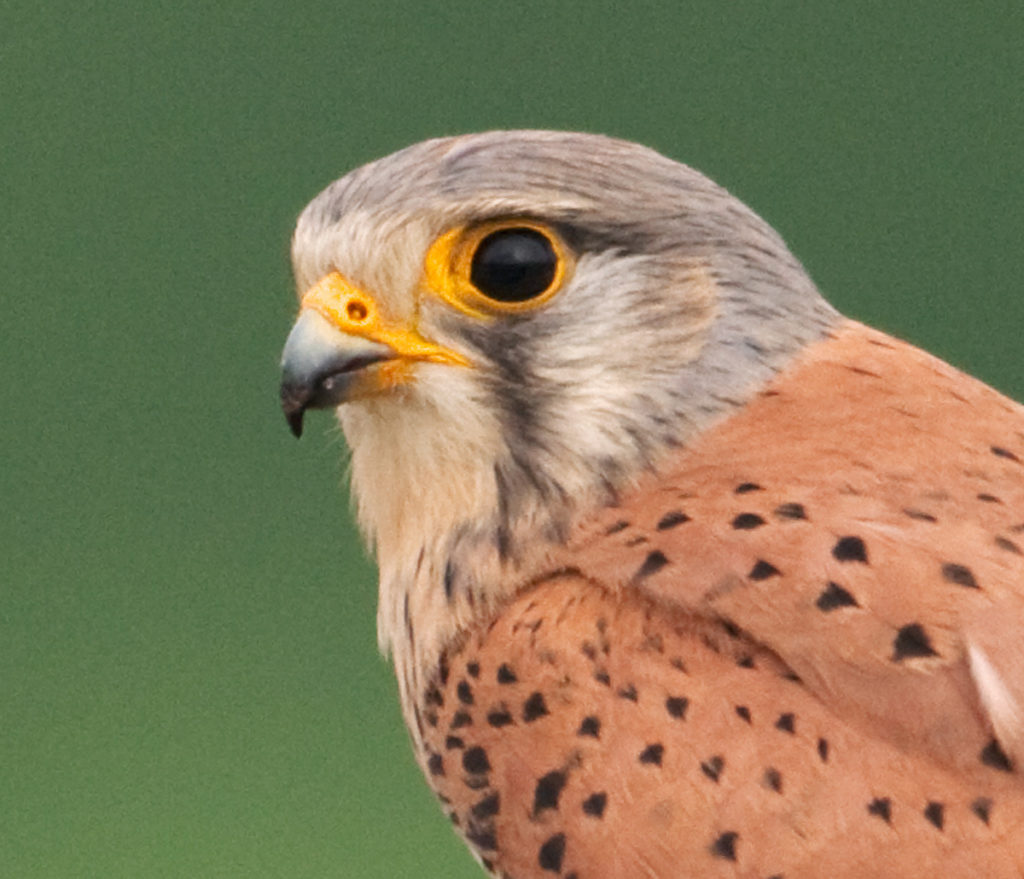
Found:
[444,560,457,600]
[462,747,490,775]
[892,623,939,661]
[634,550,669,580]
[533,771,567,815]
[639,743,664,765]
[867,797,892,823]
[903,508,937,522]
[701,755,724,782]
[665,696,688,719]
[732,513,766,530]
[582,791,607,818]
[924,801,944,830]
[487,708,513,728]
[763,767,782,792]
[980,738,1013,772]
[472,792,500,819]
[971,797,992,824]
[710,831,738,860]
[832,536,868,563]
[427,752,444,776]
[497,663,517,684]
[941,562,978,589]
[538,833,565,872]
[749,560,781,580]
[523,692,549,722]
[992,445,1021,462]
[995,536,1022,554]
[656,510,690,530]
[466,824,497,851]
[816,581,859,611]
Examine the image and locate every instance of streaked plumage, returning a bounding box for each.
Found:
[280,131,1024,877]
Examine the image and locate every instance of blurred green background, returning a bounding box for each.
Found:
[4,2,1023,876]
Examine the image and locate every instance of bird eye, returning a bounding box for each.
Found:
[423,219,571,317]
[470,227,558,303]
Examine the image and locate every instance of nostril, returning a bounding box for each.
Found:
[346,299,369,322]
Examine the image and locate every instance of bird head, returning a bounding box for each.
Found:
[280,131,838,671]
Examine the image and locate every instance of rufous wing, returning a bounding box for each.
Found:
[573,320,1024,778]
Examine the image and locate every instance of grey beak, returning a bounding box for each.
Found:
[279,310,394,438]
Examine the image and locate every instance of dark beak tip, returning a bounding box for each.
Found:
[285,407,305,439]
[279,310,396,440]
[280,381,309,439]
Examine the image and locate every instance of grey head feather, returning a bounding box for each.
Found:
[293,130,841,573]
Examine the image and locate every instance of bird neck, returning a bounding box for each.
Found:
[344,290,844,735]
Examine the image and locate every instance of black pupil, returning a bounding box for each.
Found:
[470,228,557,302]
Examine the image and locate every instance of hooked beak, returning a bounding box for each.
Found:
[279,310,393,437]
[279,272,470,437]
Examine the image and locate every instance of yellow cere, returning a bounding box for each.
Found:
[423,219,571,319]
[300,272,470,368]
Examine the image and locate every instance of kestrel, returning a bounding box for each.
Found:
[279,132,1024,878]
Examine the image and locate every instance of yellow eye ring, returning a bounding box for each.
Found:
[424,219,571,318]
